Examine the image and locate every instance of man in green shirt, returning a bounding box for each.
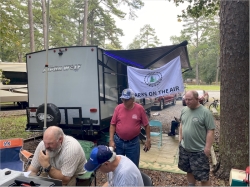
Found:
[178,90,215,186]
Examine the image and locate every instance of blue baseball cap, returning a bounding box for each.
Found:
[84,145,113,172]
[120,88,135,99]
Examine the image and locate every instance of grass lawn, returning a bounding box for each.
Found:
[0,115,32,139]
[185,85,220,91]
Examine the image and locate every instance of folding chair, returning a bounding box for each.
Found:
[149,120,163,148]
[0,138,24,171]
[141,171,153,186]
[19,148,34,171]
[76,140,96,186]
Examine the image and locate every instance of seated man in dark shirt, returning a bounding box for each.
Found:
[168,117,180,136]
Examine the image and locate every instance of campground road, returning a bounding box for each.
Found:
[208,91,220,101]
[150,91,220,133]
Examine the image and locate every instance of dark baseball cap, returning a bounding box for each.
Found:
[84,145,113,172]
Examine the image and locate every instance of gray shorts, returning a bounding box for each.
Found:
[178,144,210,181]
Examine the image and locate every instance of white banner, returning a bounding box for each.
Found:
[127,56,184,98]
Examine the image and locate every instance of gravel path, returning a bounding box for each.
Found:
[150,100,183,133]
[0,109,26,117]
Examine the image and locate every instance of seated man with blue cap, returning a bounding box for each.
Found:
[84,145,144,186]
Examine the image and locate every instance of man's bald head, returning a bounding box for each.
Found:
[43,126,64,151]
[44,126,64,140]
[184,90,200,109]
[186,90,199,99]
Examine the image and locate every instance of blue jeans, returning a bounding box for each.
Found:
[114,134,140,167]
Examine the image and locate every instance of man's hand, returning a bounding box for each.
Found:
[109,140,116,149]
[39,150,50,168]
[204,147,211,157]
[144,139,151,152]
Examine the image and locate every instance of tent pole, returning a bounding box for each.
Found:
[43,0,50,132]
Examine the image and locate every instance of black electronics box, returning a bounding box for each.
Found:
[1,176,61,186]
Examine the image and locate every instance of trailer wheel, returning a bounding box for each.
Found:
[36,103,61,128]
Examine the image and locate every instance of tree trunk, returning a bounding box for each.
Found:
[89,11,94,45]
[219,0,249,177]
[195,22,199,85]
[82,0,88,45]
[18,53,22,62]
[195,62,199,85]
[195,51,199,85]
[28,0,35,52]
[41,0,47,49]
[215,55,219,84]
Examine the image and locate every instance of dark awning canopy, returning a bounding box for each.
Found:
[103,41,191,71]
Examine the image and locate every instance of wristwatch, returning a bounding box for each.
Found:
[44,165,52,173]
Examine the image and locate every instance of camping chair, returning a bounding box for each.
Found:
[149,120,163,148]
[76,140,96,186]
[0,138,24,171]
[19,148,34,171]
[141,171,153,186]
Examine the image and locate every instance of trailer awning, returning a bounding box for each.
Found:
[0,62,26,72]
[104,41,191,71]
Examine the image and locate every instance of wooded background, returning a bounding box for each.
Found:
[1,0,220,84]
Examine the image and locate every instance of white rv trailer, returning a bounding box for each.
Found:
[25,42,191,139]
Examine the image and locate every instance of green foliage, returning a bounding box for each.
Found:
[71,0,143,48]
[128,24,161,49]
[128,36,141,49]
[84,0,126,48]
[49,0,79,47]
[0,0,145,61]
[199,21,220,84]
[0,69,10,84]
[0,115,32,139]
[170,0,220,19]
[170,13,219,84]
[0,0,30,62]
[118,0,144,20]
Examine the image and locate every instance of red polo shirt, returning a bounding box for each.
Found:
[111,103,149,140]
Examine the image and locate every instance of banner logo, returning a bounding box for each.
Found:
[144,72,162,87]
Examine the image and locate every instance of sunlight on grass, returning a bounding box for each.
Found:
[185,85,220,91]
[0,115,33,139]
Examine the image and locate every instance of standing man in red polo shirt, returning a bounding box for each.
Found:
[109,88,151,167]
